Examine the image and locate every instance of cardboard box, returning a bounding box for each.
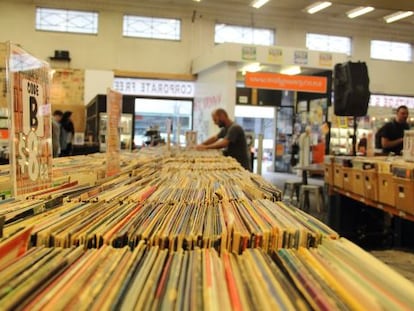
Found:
[342,167,353,192]
[378,173,395,207]
[352,169,365,197]
[333,164,343,189]
[394,177,414,215]
[363,169,378,201]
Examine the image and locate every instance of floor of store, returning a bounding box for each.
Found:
[262,170,414,284]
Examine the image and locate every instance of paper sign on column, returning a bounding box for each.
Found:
[7,42,53,197]
[106,88,122,177]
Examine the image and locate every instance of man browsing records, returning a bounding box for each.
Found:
[196,108,251,171]
[380,105,410,155]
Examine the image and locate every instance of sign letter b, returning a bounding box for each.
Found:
[29,96,38,129]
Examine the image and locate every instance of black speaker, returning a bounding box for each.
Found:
[334,61,370,116]
[53,50,70,60]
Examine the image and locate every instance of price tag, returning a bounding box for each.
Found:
[17,132,48,181]
[8,43,53,196]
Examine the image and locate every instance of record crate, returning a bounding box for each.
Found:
[351,169,365,197]
[333,156,352,190]
[362,169,379,202]
[324,156,334,185]
[333,164,344,189]
[393,177,414,215]
[378,172,395,207]
[342,167,353,192]
[351,158,378,200]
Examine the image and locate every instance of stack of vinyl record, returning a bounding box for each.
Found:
[1,150,337,253]
[1,239,413,310]
[0,149,413,310]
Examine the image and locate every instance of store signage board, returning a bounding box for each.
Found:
[113,77,195,98]
[245,72,327,94]
[370,94,414,109]
[106,88,121,177]
[7,42,53,197]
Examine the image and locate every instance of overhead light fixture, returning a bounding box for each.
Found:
[383,11,414,23]
[347,6,374,19]
[241,62,261,75]
[251,0,269,9]
[306,1,332,14]
[280,66,301,75]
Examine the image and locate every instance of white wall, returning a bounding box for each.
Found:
[0,1,198,73]
[0,0,413,96]
[84,70,114,105]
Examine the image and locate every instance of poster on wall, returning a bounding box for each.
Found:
[309,99,326,125]
[7,42,53,197]
[268,48,283,64]
[106,88,122,177]
[242,46,257,61]
[319,52,333,67]
[294,50,308,65]
[193,94,222,143]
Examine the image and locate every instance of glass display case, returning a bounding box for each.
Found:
[99,113,133,152]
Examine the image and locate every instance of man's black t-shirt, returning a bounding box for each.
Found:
[381,120,410,155]
[217,123,251,170]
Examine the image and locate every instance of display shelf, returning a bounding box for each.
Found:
[330,127,371,155]
[85,94,135,151]
[99,113,133,151]
[330,186,414,222]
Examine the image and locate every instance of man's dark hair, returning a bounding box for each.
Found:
[396,105,408,112]
[53,110,63,116]
[214,108,228,118]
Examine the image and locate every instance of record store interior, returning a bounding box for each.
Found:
[2,0,414,309]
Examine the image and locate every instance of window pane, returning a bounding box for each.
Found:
[215,24,275,46]
[371,40,412,62]
[36,8,98,34]
[134,99,192,147]
[306,33,351,55]
[123,15,181,40]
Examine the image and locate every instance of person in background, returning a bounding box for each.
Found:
[52,110,63,157]
[357,133,368,155]
[196,108,251,171]
[60,111,75,156]
[298,126,312,175]
[381,105,410,155]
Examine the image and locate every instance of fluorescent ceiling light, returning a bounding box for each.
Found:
[251,0,269,9]
[347,6,374,19]
[241,62,261,74]
[306,2,332,14]
[280,66,301,75]
[384,11,414,23]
